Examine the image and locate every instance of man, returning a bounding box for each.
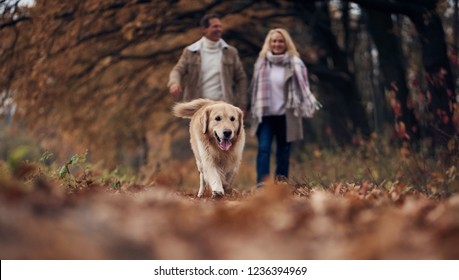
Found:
[168,14,247,109]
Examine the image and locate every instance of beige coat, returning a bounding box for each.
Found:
[168,38,248,109]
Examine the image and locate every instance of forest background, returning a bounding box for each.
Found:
[0,0,459,259]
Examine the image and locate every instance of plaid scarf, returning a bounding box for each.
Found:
[287,56,321,118]
[251,52,320,122]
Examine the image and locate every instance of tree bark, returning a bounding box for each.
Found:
[365,9,421,143]
[346,0,457,147]
[299,1,372,146]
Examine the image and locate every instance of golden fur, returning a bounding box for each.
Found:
[173,99,245,198]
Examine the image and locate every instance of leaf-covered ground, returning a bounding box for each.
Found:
[1,160,459,260]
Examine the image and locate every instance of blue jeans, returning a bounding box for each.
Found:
[256,115,291,184]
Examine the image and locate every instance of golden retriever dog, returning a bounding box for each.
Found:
[173,99,245,198]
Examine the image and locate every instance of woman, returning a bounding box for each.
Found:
[249,28,320,186]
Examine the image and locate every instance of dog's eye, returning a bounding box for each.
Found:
[215,116,221,121]
[230,116,235,122]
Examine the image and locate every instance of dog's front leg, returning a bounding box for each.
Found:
[204,168,224,198]
[223,171,235,193]
[197,172,205,198]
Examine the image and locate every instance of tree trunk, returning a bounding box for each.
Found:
[365,9,421,143]
[347,0,457,147]
[408,4,456,146]
[300,1,371,145]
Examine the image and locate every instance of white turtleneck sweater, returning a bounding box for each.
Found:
[200,37,223,100]
[269,62,286,115]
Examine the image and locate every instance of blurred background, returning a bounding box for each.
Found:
[1,0,458,188]
[1,0,459,260]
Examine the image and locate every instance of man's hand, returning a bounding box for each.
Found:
[169,84,182,98]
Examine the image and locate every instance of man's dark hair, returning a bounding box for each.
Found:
[200,14,220,28]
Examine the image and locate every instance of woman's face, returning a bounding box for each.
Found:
[270,32,287,55]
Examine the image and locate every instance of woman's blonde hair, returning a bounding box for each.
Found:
[259,28,300,57]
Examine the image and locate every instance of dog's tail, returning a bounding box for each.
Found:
[172,98,217,119]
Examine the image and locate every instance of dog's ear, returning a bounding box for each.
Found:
[237,108,243,136]
[200,108,209,134]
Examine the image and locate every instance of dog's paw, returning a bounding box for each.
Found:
[211,191,224,199]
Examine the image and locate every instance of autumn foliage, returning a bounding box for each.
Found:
[0,140,458,259]
[1,0,459,260]
[1,0,458,168]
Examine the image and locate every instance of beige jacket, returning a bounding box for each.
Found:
[168,38,248,109]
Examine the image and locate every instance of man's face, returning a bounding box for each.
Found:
[203,18,223,42]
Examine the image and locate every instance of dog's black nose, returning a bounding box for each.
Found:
[223,129,232,138]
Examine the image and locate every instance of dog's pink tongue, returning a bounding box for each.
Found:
[220,139,232,151]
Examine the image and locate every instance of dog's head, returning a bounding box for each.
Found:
[200,103,243,151]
